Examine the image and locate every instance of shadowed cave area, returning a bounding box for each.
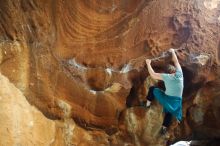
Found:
[0,0,220,146]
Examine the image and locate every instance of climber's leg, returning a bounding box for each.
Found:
[160,112,172,135]
[162,112,172,128]
[146,86,156,107]
[147,86,156,101]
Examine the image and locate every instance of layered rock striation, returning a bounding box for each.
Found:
[0,0,220,145]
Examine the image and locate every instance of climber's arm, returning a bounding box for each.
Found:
[146,59,163,80]
[170,48,181,70]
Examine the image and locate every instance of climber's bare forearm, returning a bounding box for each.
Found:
[171,49,181,70]
[146,62,162,80]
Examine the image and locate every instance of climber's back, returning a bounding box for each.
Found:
[161,67,184,97]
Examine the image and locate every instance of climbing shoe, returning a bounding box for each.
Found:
[145,100,151,108]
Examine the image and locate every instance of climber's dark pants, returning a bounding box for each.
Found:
[146,86,172,128]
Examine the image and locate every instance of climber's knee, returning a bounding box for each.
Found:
[147,86,156,101]
[149,86,156,91]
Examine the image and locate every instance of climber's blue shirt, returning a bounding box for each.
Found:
[153,68,184,121]
[161,68,184,97]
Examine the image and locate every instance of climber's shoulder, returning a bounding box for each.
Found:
[175,68,183,78]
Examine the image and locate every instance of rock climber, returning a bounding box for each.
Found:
[145,48,184,135]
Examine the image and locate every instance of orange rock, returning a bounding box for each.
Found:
[0,0,220,145]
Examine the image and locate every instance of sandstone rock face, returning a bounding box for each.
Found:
[0,0,220,145]
[0,73,114,146]
[0,73,55,146]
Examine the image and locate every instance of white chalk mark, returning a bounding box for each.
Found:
[151,52,169,61]
[106,68,112,75]
[120,64,132,73]
[191,54,210,65]
[89,90,97,95]
[68,58,87,70]
[67,48,185,75]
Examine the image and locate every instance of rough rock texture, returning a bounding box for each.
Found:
[0,73,56,146]
[0,0,220,145]
[0,73,113,146]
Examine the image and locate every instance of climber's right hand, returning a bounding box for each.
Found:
[169,48,175,54]
[146,59,151,64]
